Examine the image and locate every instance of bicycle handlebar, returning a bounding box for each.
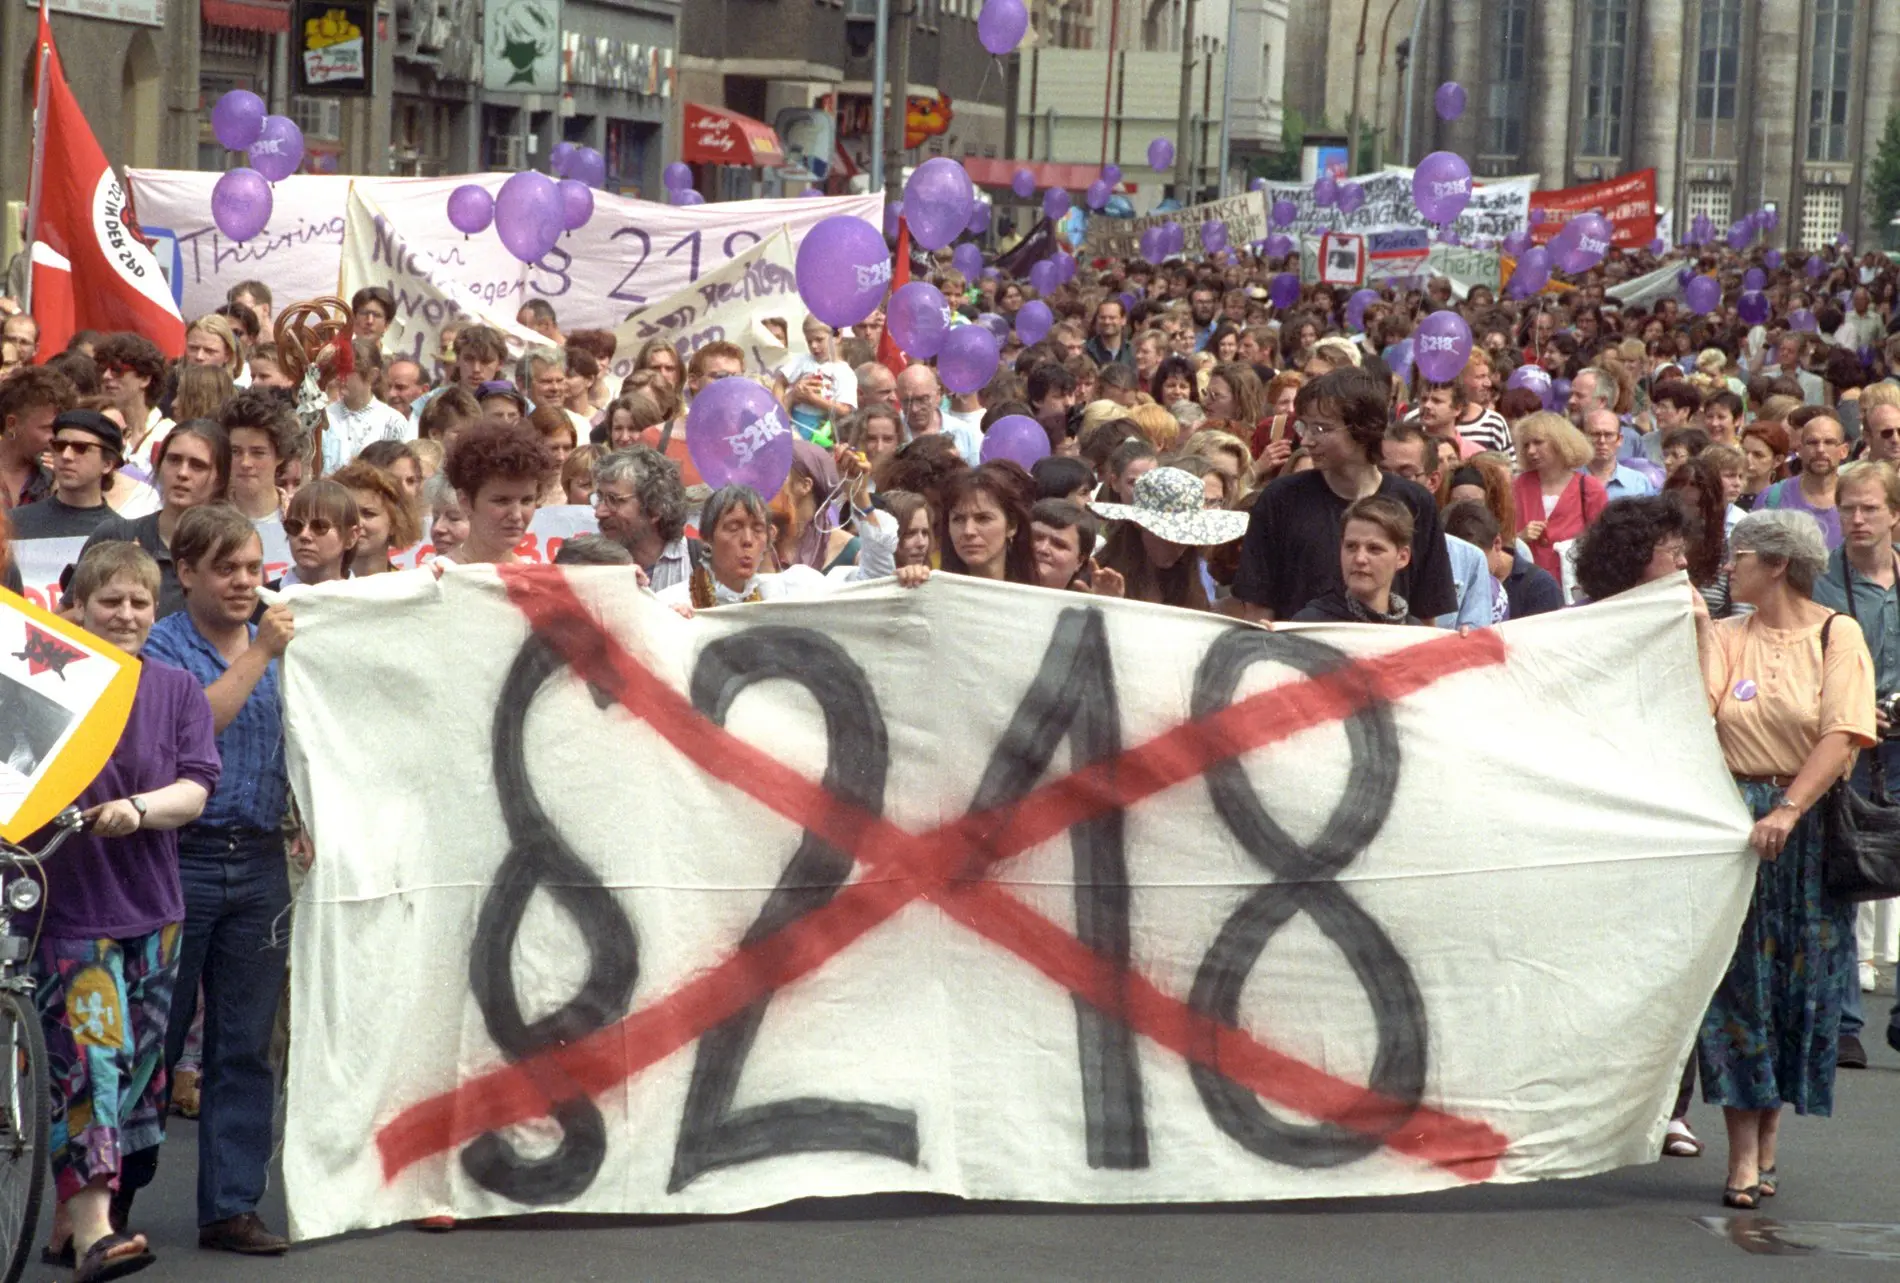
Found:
[0,807,85,866]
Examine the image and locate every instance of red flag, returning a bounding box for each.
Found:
[877,217,910,378]
[28,3,184,358]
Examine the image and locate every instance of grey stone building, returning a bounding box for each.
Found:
[1291,0,1900,251]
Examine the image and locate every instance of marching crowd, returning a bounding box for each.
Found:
[0,219,1898,1274]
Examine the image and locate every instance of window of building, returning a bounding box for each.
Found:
[1688,0,1740,158]
[1685,181,1732,231]
[1799,186,1844,250]
[1807,0,1854,162]
[1579,0,1629,158]
[1483,0,1528,159]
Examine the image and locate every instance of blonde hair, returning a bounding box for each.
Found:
[1838,460,1900,512]
[1513,410,1594,470]
[1702,442,1745,476]
[409,437,444,478]
[1128,403,1181,452]
[1079,400,1128,437]
[187,314,244,378]
[1859,381,1900,414]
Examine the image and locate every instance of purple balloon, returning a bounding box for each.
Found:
[211,168,272,243]
[1012,168,1036,199]
[569,147,607,190]
[1806,255,1826,279]
[977,0,1028,55]
[1765,249,1784,270]
[663,161,693,191]
[1742,267,1767,292]
[1725,220,1754,252]
[1509,246,1552,295]
[1502,229,1533,256]
[977,312,1011,343]
[1676,267,1696,288]
[1313,175,1338,208]
[1269,272,1301,309]
[1118,291,1137,313]
[1413,311,1473,383]
[981,414,1050,469]
[1052,250,1077,282]
[1737,291,1771,326]
[1086,179,1111,210]
[494,170,562,264]
[248,115,304,183]
[939,323,999,394]
[1648,237,1668,255]
[1683,274,1721,316]
[1790,307,1818,333]
[551,142,578,178]
[1200,219,1228,254]
[1548,377,1572,412]
[1102,164,1122,186]
[685,377,795,497]
[1344,288,1379,330]
[884,200,904,241]
[1434,81,1467,122]
[1412,151,1472,225]
[1163,222,1185,257]
[1139,226,1167,265]
[1389,339,1414,382]
[904,156,976,251]
[966,201,991,234]
[1530,208,1548,226]
[1028,259,1059,295]
[1336,183,1365,215]
[887,281,951,359]
[951,242,984,279]
[1147,137,1176,172]
[1271,199,1297,229]
[446,183,494,236]
[796,215,890,328]
[799,186,826,198]
[1042,188,1071,220]
[212,90,267,152]
[1506,365,1552,397]
[557,179,594,232]
[1264,233,1295,259]
[674,190,706,206]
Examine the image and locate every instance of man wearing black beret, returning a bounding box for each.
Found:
[8,408,135,541]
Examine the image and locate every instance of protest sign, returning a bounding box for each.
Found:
[1300,233,1501,296]
[280,570,1753,1239]
[126,169,881,348]
[1083,193,1267,260]
[0,586,138,842]
[1264,171,1534,243]
[610,229,806,379]
[10,538,88,615]
[1530,170,1659,250]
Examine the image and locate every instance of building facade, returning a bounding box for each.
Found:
[1291,0,1900,251]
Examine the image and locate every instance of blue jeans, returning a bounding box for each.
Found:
[1840,741,1900,1040]
[164,828,290,1226]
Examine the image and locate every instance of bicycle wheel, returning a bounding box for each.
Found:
[0,987,47,1283]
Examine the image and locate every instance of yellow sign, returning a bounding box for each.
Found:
[0,588,139,845]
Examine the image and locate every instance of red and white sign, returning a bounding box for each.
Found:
[1530,170,1659,251]
[27,3,184,358]
[682,103,786,168]
[1318,232,1366,287]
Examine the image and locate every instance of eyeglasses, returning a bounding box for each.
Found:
[702,369,737,382]
[1878,428,1900,441]
[1295,419,1343,438]
[283,517,337,538]
[51,439,104,457]
[592,490,637,509]
[100,364,135,378]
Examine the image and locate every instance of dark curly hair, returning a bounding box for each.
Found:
[445,418,557,499]
[1150,355,1199,404]
[1572,495,1690,603]
[1662,455,1727,587]
[93,332,168,391]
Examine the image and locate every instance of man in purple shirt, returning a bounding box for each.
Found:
[1758,413,1846,549]
[30,542,217,1280]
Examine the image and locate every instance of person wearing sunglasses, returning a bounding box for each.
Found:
[93,333,172,482]
[7,408,135,541]
[1859,395,1900,468]
[277,480,362,587]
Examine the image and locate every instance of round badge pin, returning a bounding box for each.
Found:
[1733,678,1758,702]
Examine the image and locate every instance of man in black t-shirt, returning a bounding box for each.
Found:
[8,409,133,542]
[1234,366,1457,621]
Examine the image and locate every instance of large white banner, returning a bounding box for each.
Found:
[611,228,806,379]
[1265,170,1535,243]
[126,169,880,355]
[1084,193,1268,260]
[280,571,1753,1240]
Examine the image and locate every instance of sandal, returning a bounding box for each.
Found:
[1663,1119,1702,1158]
[1722,1184,1760,1210]
[1757,1166,1777,1198]
[71,1231,154,1282]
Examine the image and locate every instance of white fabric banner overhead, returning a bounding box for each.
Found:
[279,571,1753,1241]
[126,169,880,357]
[1084,193,1269,260]
[1264,170,1535,243]
[610,228,808,379]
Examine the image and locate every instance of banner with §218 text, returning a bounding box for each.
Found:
[279,571,1753,1239]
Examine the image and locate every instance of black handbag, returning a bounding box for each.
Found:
[1817,609,1900,900]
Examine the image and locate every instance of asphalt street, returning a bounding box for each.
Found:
[34,1012,1900,1282]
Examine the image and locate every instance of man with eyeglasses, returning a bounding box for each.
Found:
[591,446,696,591]
[896,363,980,460]
[685,341,745,400]
[1581,407,1657,500]
[8,409,134,541]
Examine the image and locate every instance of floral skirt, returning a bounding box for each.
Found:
[1697,782,1854,1115]
[31,926,181,1200]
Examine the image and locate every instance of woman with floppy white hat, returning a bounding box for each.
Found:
[1089,463,1250,611]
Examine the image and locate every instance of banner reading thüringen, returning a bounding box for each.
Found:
[280,572,1753,1239]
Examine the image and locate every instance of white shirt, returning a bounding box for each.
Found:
[780,356,858,434]
[323,398,412,471]
[938,408,986,462]
[123,407,173,484]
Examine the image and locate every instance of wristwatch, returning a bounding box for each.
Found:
[128,796,148,828]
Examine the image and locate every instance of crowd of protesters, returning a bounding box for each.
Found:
[0,220,1897,1273]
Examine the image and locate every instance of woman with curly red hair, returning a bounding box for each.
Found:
[442,419,555,565]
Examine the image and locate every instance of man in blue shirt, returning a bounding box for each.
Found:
[141,504,294,1257]
[1580,409,1658,500]
[1812,461,1900,1069]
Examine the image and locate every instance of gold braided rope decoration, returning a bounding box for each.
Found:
[272,297,352,384]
